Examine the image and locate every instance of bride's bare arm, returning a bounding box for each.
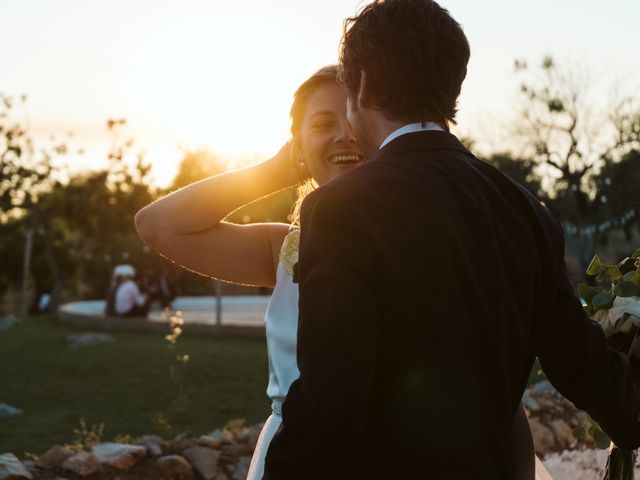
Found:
[134,144,300,287]
[509,401,535,480]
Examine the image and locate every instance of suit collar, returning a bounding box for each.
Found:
[369,130,472,162]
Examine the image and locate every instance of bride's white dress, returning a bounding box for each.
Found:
[245,230,554,480]
[246,231,300,480]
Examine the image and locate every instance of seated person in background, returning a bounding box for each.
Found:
[139,268,175,310]
[114,272,149,317]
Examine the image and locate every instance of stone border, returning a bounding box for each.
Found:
[58,298,266,338]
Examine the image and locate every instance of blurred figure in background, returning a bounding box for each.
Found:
[105,264,149,317]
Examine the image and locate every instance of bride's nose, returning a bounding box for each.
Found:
[336,120,358,144]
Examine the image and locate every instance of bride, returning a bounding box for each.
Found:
[135,65,550,480]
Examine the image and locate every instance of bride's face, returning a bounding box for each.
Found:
[297,82,364,185]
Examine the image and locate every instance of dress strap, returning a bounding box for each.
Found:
[279,229,300,278]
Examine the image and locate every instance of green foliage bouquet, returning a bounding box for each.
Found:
[577,249,640,480]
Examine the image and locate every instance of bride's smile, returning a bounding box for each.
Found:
[295,81,364,186]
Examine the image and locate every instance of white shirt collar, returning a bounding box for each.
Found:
[379,122,445,150]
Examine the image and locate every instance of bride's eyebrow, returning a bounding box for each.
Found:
[309,110,335,119]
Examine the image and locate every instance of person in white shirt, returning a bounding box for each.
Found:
[114,274,149,317]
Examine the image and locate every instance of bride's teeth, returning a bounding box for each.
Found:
[331,154,360,164]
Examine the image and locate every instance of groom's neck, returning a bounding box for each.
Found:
[367,111,407,150]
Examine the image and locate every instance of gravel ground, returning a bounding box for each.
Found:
[542,448,640,479]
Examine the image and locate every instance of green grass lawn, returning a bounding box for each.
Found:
[0,314,269,457]
[0,313,548,459]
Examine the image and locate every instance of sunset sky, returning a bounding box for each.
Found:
[2,0,638,186]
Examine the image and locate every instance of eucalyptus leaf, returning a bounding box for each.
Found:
[606,265,623,281]
[613,281,638,298]
[572,426,586,439]
[592,428,612,450]
[577,284,602,306]
[623,270,637,282]
[592,290,615,310]
[587,255,603,276]
[586,415,600,427]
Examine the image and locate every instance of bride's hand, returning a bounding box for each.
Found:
[270,141,311,186]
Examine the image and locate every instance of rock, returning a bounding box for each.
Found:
[0,453,33,480]
[0,404,23,421]
[113,476,147,480]
[182,446,220,480]
[173,433,198,452]
[196,436,222,450]
[156,455,194,480]
[531,380,555,395]
[205,429,227,444]
[522,392,540,413]
[220,443,252,460]
[529,418,556,454]
[66,333,114,349]
[35,445,73,469]
[549,419,576,450]
[230,456,251,480]
[61,452,101,477]
[0,314,18,332]
[244,424,263,450]
[542,448,613,480]
[134,435,165,457]
[91,443,146,470]
[571,411,589,429]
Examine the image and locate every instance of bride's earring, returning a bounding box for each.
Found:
[292,142,310,181]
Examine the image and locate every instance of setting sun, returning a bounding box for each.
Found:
[2,0,638,187]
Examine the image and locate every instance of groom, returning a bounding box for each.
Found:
[264,1,640,478]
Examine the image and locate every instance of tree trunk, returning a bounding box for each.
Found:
[214,279,223,335]
[43,227,65,311]
[20,226,34,317]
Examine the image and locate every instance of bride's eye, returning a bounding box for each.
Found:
[312,121,334,130]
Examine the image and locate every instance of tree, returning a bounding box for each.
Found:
[31,119,161,305]
[510,57,640,274]
[171,148,226,191]
[513,57,640,224]
[485,152,544,199]
[0,93,67,314]
[170,149,296,225]
[0,94,53,217]
[593,149,640,241]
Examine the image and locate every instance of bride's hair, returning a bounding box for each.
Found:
[289,64,339,226]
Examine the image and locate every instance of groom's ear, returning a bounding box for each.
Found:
[356,70,368,110]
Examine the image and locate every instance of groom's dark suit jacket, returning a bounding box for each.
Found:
[264,131,640,479]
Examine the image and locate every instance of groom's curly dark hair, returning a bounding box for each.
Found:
[339,0,470,127]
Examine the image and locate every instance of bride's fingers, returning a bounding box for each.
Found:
[284,141,311,182]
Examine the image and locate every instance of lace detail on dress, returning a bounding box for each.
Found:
[279,229,300,278]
